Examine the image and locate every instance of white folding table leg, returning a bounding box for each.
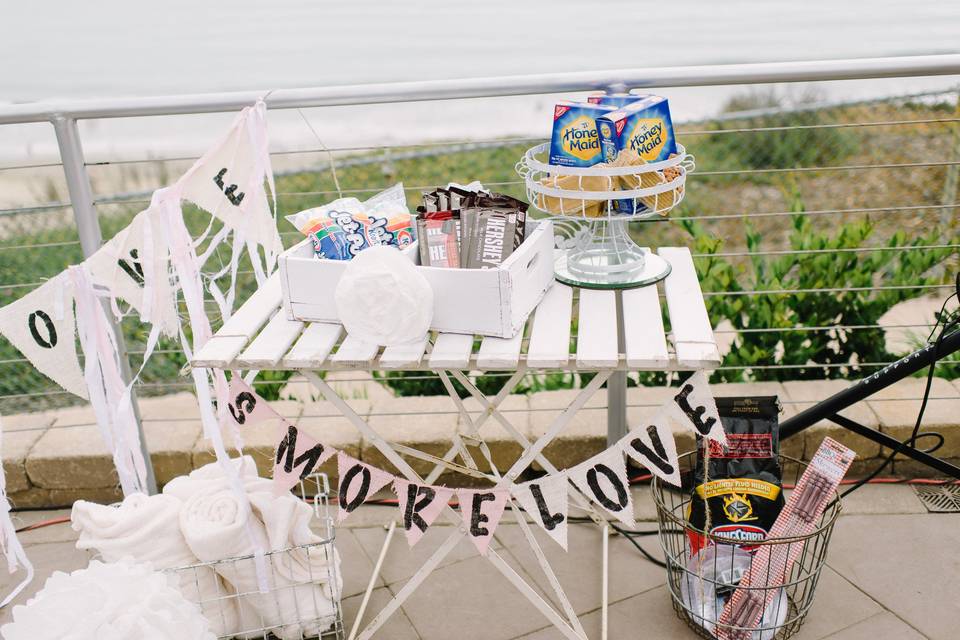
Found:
[302,371,581,640]
[348,521,396,640]
[451,369,610,524]
[455,408,587,640]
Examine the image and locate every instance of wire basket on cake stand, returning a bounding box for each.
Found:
[517,142,694,289]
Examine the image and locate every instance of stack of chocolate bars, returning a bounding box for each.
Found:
[416,186,528,269]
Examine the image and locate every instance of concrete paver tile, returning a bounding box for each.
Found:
[332,527,384,600]
[399,553,552,640]
[837,484,926,516]
[352,523,499,588]
[826,513,960,640]
[821,611,926,640]
[496,521,665,616]
[513,585,690,640]
[791,567,885,640]
[11,509,76,545]
[340,586,420,640]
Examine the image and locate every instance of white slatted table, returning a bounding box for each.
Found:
[192,246,720,640]
[194,247,720,372]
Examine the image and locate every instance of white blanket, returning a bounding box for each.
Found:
[71,493,241,638]
[178,460,339,640]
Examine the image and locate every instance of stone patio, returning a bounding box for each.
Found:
[2,485,955,639]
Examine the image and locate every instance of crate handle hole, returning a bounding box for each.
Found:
[525,253,540,272]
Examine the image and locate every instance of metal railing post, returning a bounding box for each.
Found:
[51,115,159,495]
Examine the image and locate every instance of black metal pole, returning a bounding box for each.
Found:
[781,327,960,440]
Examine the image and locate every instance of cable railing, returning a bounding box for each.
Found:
[0,54,958,438]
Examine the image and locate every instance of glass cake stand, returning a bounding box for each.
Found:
[517,143,693,289]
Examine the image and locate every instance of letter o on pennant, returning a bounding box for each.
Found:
[586,464,629,513]
[339,464,372,514]
[28,310,57,349]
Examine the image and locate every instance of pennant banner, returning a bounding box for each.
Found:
[511,474,569,550]
[569,446,636,528]
[336,453,395,523]
[621,411,681,487]
[394,480,454,548]
[456,488,509,555]
[668,370,727,445]
[0,273,87,399]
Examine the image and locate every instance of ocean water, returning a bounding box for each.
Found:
[1,0,958,163]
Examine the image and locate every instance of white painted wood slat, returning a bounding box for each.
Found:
[658,247,721,368]
[237,312,304,368]
[526,283,573,369]
[379,336,429,369]
[331,334,380,366]
[576,289,619,368]
[428,333,475,369]
[621,284,670,368]
[282,323,343,368]
[216,274,283,338]
[476,332,524,370]
[192,335,250,368]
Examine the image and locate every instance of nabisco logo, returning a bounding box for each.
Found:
[554,105,571,119]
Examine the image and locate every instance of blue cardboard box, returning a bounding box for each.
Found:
[548,101,616,167]
[595,95,677,164]
[595,96,677,213]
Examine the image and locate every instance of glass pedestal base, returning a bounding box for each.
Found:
[551,217,672,290]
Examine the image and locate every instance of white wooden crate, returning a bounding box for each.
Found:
[278,220,555,339]
[194,245,721,373]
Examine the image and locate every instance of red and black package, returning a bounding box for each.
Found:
[687,396,785,554]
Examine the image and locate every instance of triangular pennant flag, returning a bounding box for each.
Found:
[85,210,179,337]
[511,473,569,550]
[668,370,726,445]
[620,411,682,487]
[393,479,454,548]
[569,447,636,527]
[272,424,336,495]
[0,273,87,399]
[225,376,284,430]
[336,453,395,523]
[455,488,509,555]
[178,103,282,260]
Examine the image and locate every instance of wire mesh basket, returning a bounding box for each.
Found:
[168,474,344,640]
[516,142,694,289]
[652,454,841,640]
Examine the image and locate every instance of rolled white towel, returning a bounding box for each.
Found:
[180,489,336,640]
[248,491,343,600]
[71,493,241,638]
[0,558,215,640]
[163,456,271,501]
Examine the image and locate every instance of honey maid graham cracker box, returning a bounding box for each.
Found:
[548,101,617,167]
[595,95,677,165]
